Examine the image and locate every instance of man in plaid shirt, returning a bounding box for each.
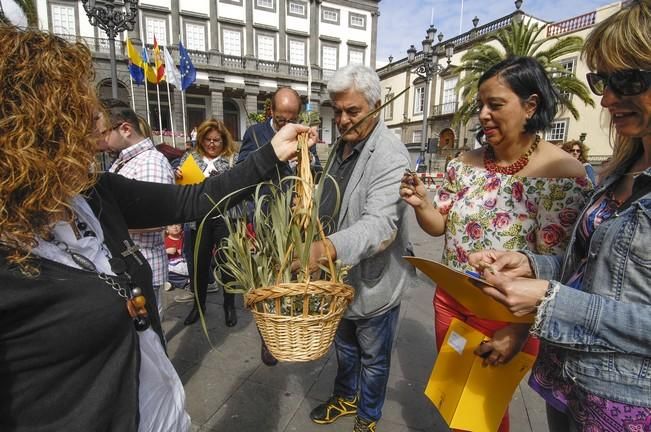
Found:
[102,100,175,319]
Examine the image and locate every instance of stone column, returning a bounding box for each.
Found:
[209,0,219,51]
[210,88,225,120]
[278,0,287,61]
[309,0,320,67]
[370,10,380,70]
[173,87,185,139]
[245,80,260,116]
[171,0,180,45]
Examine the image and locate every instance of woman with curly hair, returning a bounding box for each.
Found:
[561,139,597,184]
[0,24,315,431]
[174,118,240,326]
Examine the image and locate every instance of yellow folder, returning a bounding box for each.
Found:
[176,156,205,185]
[425,318,535,432]
[404,256,534,324]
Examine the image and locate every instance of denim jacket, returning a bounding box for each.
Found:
[524,167,651,406]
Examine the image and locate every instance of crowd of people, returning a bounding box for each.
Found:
[0,0,649,431]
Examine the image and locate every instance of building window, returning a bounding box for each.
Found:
[384,93,394,121]
[321,7,339,25]
[256,34,275,61]
[222,28,242,56]
[220,0,242,4]
[412,129,423,144]
[288,0,306,17]
[145,16,167,46]
[51,4,76,37]
[289,39,305,65]
[348,48,364,65]
[255,0,275,11]
[442,76,458,114]
[545,119,569,142]
[349,12,366,30]
[414,86,425,115]
[557,58,577,101]
[185,23,206,52]
[321,44,338,77]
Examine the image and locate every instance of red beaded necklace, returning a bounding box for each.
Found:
[484,135,540,175]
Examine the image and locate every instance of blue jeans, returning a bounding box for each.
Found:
[333,305,400,422]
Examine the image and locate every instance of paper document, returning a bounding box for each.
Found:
[424,318,536,432]
[404,256,534,324]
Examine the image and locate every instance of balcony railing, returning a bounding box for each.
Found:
[432,101,458,116]
[221,54,245,69]
[289,64,308,77]
[547,11,596,37]
[257,59,278,73]
[56,33,335,82]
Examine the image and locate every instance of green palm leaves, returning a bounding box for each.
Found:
[453,19,594,126]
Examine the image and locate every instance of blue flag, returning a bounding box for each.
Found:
[178,41,196,91]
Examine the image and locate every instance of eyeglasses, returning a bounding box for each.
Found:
[98,123,123,136]
[586,69,651,96]
[571,149,581,154]
[204,137,222,144]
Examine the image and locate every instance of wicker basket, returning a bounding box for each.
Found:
[245,280,354,362]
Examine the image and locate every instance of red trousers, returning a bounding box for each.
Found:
[433,288,539,432]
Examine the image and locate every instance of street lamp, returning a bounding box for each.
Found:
[81,0,139,99]
[407,25,453,163]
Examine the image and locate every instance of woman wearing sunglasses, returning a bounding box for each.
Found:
[469,1,651,431]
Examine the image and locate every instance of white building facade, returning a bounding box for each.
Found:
[36,0,380,144]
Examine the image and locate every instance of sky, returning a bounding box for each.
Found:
[376,0,615,66]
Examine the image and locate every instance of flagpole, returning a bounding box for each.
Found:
[165,80,176,148]
[129,73,136,111]
[459,0,464,34]
[181,90,187,141]
[155,83,164,144]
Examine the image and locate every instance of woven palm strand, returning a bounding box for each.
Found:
[245,280,353,361]
[244,129,354,362]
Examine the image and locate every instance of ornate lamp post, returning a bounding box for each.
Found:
[407,25,453,164]
[81,0,139,99]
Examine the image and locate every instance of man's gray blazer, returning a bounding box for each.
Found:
[328,120,416,319]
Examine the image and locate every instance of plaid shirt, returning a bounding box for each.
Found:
[109,138,175,286]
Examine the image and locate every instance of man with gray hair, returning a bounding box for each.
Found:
[307,64,415,432]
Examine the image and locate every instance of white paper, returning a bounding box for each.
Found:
[447,330,467,355]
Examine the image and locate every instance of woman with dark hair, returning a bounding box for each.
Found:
[561,139,597,184]
[0,24,315,431]
[400,56,593,431]
[470,1,651,430]
[175,118,240,326]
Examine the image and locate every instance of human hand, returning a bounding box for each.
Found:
[479,271,550,317]
[290,239,337,274]
[468,250,534,279]
[174,167,183,180]
[271,124,318,162]
[399,171,427,209]
[474,324,531,366]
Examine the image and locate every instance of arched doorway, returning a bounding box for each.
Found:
[97,79,130,104]
[223,99,240,141]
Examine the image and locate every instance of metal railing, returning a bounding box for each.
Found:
[432,101,458,116]
[547,11,596,37]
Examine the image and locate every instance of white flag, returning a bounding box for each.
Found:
[163,46,182,88]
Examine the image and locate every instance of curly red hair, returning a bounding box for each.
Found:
[0,25,101,270]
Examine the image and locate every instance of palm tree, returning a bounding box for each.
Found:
[0,0,39,27]
[453,18,594,127]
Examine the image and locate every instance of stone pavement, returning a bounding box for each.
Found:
[161,198,550,432]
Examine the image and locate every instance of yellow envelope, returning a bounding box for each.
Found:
[176,157,205,185]
[404,256,534,324]
[425,319,536,432]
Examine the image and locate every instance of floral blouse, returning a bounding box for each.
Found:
[433,159,593,271]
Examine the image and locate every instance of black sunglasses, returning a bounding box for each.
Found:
[586,69,651,96]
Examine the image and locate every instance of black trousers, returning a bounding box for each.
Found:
[184,217,234,310]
